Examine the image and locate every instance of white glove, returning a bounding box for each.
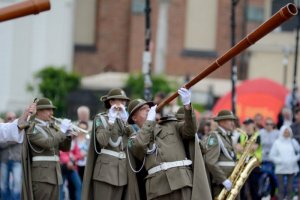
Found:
[147,105,157,121]
[222,179,232,191]
[108,105,118,124]
[60,119,72,134]
[178,88,191,105]
[118,104,129,122]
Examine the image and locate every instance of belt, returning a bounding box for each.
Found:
[101,149,126,159]
[32,155,60,162]
[217,161,236,167]
[148,160,192,175]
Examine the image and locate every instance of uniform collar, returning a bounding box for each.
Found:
[218,126,232,137]
[35,118,49,127]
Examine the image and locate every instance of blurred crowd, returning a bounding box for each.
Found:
[0,88,299,200]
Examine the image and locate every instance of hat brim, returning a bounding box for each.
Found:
[37,105,56,110]
[101,95,130,109]
[214,115,236,121]
[128,101,154,124]
[101,95,130,102]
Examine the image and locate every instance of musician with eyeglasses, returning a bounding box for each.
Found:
[22,98,73,200]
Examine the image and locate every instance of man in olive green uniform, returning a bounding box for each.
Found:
[82,88,139,200]
[127,88,212,200]
[22,98,72,200]
[204,110,237,198]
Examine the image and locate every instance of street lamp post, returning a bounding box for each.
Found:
[293,0,300,118]
[231,0,239,115]
[143,0,153,101]
[282,46,290,87]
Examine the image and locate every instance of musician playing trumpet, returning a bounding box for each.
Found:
[22,98,73,200]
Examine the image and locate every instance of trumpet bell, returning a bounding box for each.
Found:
[51,116,89,135]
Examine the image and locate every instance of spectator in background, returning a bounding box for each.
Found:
[259,117,279,199]
[0,112,22,200]
[197,118,212,139]
[76,121,90,180]
[232,117,241,146]
[260,118,279,163]
[282,107,293,127]
[269,125,300,200]
[291,107,300,144]
[277,107,293,129]
[254,113,264,130]
[60,138,82,200]
[77,106,92,131]
[285,86,300,110]
[5,112,16,122]
[290,107,300,198]
[235,118,262,200]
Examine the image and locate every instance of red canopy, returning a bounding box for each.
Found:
[212,78,289,123]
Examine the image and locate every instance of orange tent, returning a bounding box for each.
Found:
[212,78,288,123]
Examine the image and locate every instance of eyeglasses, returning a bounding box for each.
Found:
[265,123,274,126]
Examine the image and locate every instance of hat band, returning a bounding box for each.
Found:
[215,115,236,120]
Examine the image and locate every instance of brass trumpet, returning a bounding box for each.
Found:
[51,116,89,135]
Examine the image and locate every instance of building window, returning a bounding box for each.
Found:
[74,0,97,49]
[183,0,217,55]
[247,5,264,23]
[271,0,296,32]
[131,0,145,14]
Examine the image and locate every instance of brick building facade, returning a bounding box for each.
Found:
[73,0,268,80]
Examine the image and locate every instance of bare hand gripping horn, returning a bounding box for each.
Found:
[156,3,298,112]
[0,0,50,22]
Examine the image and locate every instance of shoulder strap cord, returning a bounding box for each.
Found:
[126,128,149,173]
[126,145,145,173]
[215,133,233,161]
[27,125,47,154]
[93,115,102,155]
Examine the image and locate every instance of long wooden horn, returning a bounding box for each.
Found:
[156,3,298,112]
[0,0,50,22]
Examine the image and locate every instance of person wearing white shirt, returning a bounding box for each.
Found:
[0,103,36,143]
[269,125,300,200]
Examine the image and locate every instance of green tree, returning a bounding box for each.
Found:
[28,66,81,116]
[124,73,178,99]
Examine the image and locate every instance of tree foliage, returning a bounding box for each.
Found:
[30,66,81,116]
[124,73,178,99]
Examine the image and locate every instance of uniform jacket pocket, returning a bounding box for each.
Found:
[93,154,127,186]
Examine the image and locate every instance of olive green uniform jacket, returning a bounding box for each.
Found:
[81,113,140,200]
[129,108,212,200]
[204,127,236,197]
[22,119,72,200]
